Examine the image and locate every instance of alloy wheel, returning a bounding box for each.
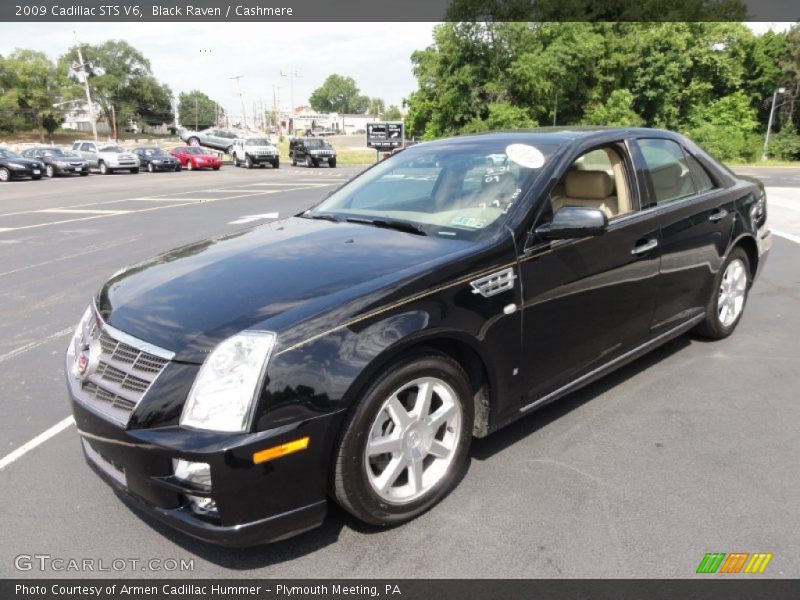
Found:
[0,167,9,182]
[46,165,55,178]
[364,376,462,504]
[718,258,747,327]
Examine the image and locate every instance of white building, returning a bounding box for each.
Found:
[278,107,381,135]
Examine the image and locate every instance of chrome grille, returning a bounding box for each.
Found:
[69,308,173,427]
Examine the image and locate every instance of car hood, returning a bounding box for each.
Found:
[9,157,43,167]
[97,217,472,362]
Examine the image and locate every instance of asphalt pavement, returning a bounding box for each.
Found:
[0,164,798,578]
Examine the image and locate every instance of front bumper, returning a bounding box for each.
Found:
[9,165,42,178]
[68,390,341,546]
[149,161,180,171]
[249,154,279,163]
[54,163,89,175]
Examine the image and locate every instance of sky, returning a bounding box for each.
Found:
[0,22,437,121]
[0,22,792,124]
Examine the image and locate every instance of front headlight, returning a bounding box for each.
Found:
[180,331,276,433]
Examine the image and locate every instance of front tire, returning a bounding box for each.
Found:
[0,167,10,182]
[245,155,253,169]
[332,352,473,526]
[290,153,296,166]
[305,155,313,168]
[329,158,337,168]
[186,160,194,171]
[99,162,110,175]
[147,163,154,173]
[188,137,200,147]
[45,164,55,178]
[130,168,139,174]
[272,159,280,169]
[694,247,751,340]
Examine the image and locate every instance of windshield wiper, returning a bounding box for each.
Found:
[304,212,341,223]
[345,217,427,236]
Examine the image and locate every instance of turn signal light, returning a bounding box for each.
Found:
[252,436,310,464]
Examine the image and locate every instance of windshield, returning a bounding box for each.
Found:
[184,147,207,155]
[0,149,22,159]
[40,148,67,157]
[100,146,125,153]
[140,148,168,156]
[246,138,271,146]
[303,139,327,148]
[309,140,556,240]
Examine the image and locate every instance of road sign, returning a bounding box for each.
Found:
[366,121,404,150]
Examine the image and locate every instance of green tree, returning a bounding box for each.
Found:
[309,74,369,114]
[383,104,403,121]
[684,91,761,160]
[584,89,644,126]
[367,97,385,117]
[0,49,68,140]
[60,40,173,132]
[178,90,221,129]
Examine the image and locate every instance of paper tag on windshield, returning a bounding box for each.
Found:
[506,144,545,169]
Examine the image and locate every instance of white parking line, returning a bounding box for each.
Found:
[228,212,279,225]
[0,327,72,364]
[0,416,75,472]
[773,230,800,244]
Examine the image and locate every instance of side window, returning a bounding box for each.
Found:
[684,152,715,194]
[638,138,696,206]
[550,145,632,219]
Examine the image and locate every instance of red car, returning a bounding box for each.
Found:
[170,146,223,171]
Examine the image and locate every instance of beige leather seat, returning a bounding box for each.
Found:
[650,162,693,203]
[551,170,618,218]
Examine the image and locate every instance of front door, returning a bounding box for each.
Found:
[519,142,661,407]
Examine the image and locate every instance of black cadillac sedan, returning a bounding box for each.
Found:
[65,127,771,546]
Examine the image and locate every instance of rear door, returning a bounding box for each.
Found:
[634,137,735,334]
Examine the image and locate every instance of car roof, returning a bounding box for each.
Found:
[419,126,677,148]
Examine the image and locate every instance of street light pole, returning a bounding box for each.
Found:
[280,69,301,133]
[73,32,98,142]
[230,75,247,129]
[762,87,786,161]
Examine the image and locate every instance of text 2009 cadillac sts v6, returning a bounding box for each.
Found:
[66,128,771,546]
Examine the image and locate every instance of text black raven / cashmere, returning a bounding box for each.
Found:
[66,128,771,546]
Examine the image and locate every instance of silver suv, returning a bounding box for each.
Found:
[180,128,238,153]
[72,141,139,175]
[231,137,280,169]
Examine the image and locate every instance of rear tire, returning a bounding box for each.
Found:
[694,247,751,340]
[188,137,200,147]
[332,352,473,526]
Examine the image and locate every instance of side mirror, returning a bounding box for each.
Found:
[535,206,608,240]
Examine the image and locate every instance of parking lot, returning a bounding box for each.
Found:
[0,164,798,578]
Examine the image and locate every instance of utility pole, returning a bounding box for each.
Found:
[280,68,301,133]
[762,87,786,161]
[195,95,198,130]
[73,32,98,142]
[230,75,247,129]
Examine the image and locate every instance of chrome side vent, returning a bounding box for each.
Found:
[470,267,517,298]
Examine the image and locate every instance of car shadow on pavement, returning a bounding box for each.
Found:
[120,334,693,569]
[470,333,692,462]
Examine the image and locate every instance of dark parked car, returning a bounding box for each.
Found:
[0,148,43,182]
[133,147,182,173]
[20,146,89,177]
[289,137,336,168]
[170,146,222,171]
[66,127,771,546]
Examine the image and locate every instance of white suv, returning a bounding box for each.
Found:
[231,137,280,169]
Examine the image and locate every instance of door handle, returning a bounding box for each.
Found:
[631,238,658,255]
[709,208,728,222]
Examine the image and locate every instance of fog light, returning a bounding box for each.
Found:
[172,459,216,515]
